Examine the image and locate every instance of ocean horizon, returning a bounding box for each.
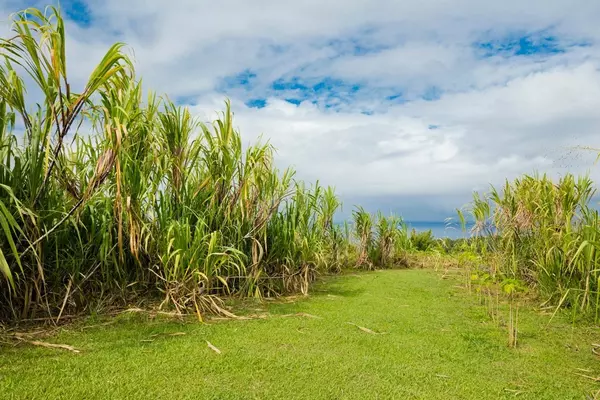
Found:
[405,221,472,240]
[334,220,475,240]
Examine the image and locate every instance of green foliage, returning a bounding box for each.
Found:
[436,237,476,254]
[351,208,411,269]
[409,229,436,251]
[352,206,373,269]
[461,173,600,321]
[0,7,347,321]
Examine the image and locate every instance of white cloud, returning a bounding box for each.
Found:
[2,0,600,219]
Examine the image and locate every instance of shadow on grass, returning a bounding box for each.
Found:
[307,272,376,299]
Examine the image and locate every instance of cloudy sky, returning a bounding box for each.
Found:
[2,0,600,221]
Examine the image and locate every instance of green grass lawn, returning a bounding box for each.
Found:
[1,269,599,399]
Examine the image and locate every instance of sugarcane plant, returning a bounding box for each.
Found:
[0,6,352,321]
[460,173,600,322]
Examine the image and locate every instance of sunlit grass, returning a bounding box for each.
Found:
[1,270,598,399]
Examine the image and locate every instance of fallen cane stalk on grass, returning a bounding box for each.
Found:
[206,341,221,354]
[208,314,269,321]
[13,336,80,353]
[504,389,525,395]
[123,306,243,320]
[574,372,600,382]
[280,312,322,319]
[346,322,387,334]
[141,332,186,342]
[123,308,185,318]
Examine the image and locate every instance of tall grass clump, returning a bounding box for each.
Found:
[461,173,600,321]
[352,207,410,269]
[0,7,347,322]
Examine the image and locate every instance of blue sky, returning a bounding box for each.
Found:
[3,0,600,221]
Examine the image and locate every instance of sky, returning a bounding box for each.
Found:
[2,0,600,221]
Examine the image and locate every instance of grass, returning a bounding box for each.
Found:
[1,269,598,399]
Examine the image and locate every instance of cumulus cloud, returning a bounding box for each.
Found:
[2,0,600,220]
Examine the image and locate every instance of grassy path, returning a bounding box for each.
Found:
[1,270,598,399]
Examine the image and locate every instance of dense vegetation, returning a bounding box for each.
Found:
[0,7,419,323]
[0,7,327,321]
[1,7,600,331]
[2,6,599,400]
[460,173,600,323]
